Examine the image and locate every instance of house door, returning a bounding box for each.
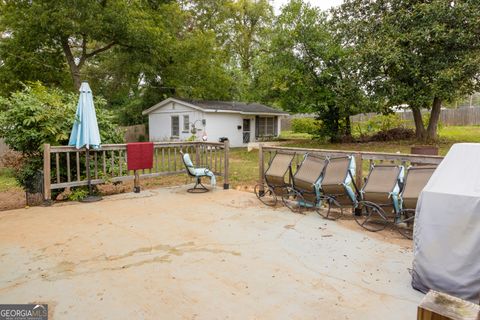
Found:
[243,119,251,143]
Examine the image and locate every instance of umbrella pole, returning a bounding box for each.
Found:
[87,147,92,195]
[81,147,102,202]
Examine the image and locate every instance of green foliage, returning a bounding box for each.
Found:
[291,118,320,135]
[363,114,407,134]
[67,188,89,201]
[0,168,19,192]
[334,0,480,140]
[422,113,444,131]
[0,83,123,190]
[257,0,370,141]
[0,83,122,155]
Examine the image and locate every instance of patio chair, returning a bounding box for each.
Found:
[254,152,295,206]
[354,164,404,232]
[317,156,359,220]
[281,153,326,213]
[180,151,216,193]
[396,165,436,239]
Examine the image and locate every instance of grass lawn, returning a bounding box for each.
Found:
[0,168,19,192]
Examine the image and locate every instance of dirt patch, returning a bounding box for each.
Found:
[0,188,25,211]
[336,218,412,248]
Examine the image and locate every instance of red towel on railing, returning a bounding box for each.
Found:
[127,142,154,170]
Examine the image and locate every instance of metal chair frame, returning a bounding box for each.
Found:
[282,153,325,214]
[255,152,295,206]
[317,156,360,220]
[354,164,404,232]
[180,151,210,193]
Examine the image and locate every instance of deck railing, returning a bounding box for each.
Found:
[258,145,443,189]
[43,141,230,200]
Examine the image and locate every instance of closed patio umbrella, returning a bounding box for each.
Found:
[68,81,102,202]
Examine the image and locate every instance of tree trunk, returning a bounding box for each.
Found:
[344,115,352,137]
[426,97,442,141]
[411,106,426,141]
[71,69,82,91]
[60,37,82,90]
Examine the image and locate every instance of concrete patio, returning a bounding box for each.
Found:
[0,187,423,319]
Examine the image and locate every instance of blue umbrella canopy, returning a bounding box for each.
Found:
[68,82,101,149]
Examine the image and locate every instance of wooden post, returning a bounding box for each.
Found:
[133,170,140,193]
[223,140,230,189]
[258,143,265,193]
[417,290,480,320]
[355,152,363,190]
[43,143,51,201]
[195,143,200,166]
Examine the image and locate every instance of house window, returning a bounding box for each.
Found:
[171,116,179,137]
[183,115,189,132]
[257,117,276,136]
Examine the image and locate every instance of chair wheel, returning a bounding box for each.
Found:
[316,196,343,220]
[254,183,277,206]
[281,188,306,214]
[354,201,388,232]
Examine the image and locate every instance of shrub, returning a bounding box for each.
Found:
[369,128,415,141]
[291,118,320,135]
[0,82,123,192]
[67,187,89,201]
[365,113,407,133]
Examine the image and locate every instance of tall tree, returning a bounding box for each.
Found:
[0,0,172,90]
[334,0,480,141]
[182,0,273,100]
[258,0,367,141]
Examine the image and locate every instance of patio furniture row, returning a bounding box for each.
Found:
[255,152,436,239]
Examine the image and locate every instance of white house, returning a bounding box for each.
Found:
[142,98,289,147]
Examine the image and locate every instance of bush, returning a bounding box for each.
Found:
[0,82,123,191]
[368,127,415,141]
[291,118,320,135]
[365,114,407,132]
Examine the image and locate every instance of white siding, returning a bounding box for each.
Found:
[203,113,256,147]
[148,101,204,141]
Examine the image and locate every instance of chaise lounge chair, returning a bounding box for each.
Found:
[254,152,295,206]
[318,156,359,220]
[180,151,216,193]
[354,164,404,232]
[396,165,436,239]
[282,153,326,213]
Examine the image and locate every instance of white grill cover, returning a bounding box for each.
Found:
[412,143,480,301]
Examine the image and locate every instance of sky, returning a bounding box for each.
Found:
[272,0,344,13]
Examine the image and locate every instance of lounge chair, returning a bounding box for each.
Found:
[254,152,295,206]
[282,153,325,213]
[318,156,359,220]
[180,151,216,193]
[354,164,404,232]
[396,165,436,239]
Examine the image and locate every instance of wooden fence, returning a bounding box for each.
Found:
[258,145,443,190]
[0,138,11,166]
[121,124,147,142]
[351,107,480,127]
[281,107,480,130]
[43,141,230,200]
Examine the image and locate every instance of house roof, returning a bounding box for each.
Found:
[142,98,289,116]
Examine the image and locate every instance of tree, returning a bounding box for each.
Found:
[258,0,368,141]
[182,0,273,101]
[335,0,480,141]
[0,0,172,90]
